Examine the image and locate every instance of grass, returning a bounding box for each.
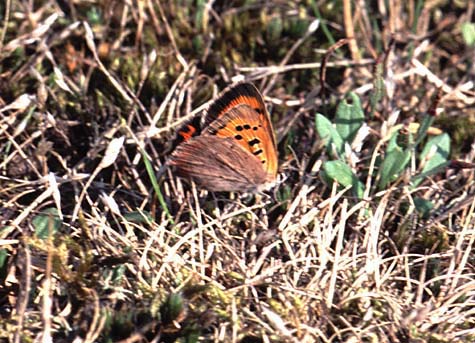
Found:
[1,1,475,342]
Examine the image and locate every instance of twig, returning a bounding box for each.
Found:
[343,0,360,60]
[14,240,32,343]
[0,0,11,50]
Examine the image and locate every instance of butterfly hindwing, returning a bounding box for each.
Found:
[169,135,268,192]
[171,115,202,147]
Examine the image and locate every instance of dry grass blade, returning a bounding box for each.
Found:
[71,136,125,221]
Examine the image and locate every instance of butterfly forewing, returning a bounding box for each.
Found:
[205,83,267,126]
[203,104,278,180]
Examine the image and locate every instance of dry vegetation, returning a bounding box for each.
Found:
[2,1,475,342]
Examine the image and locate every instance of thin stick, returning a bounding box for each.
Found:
[0,0,11,50]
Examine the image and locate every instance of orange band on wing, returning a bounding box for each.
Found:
[178,124,197,141]
[215,95,263,118]
[205,83,267,128]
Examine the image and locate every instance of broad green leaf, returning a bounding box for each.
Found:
[322,160,365,199]
[414,115,435,147]
[378,147,411,189]
[315,113,344,157]
[0,248,7,281]
[32,208,61,240]
[0,249,8,268]
[414,197,434,218]
[276,184,292,203]
[411,161,450,187]
[386,129,401,154]
[123,211,154,224]
[412,133,450,186]
[420,133,450,164]
[462,22,475,46]
[335,92,365,143]
[160,293,185,324]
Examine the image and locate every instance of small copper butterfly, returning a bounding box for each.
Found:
[169,82,278,192]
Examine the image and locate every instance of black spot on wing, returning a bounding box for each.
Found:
[248,138,260,146]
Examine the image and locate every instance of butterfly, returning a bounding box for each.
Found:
[169,82,278,192]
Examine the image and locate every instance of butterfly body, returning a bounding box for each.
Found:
[169,83,277,192]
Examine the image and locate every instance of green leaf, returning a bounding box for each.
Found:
[322,160,365,199]
[378,147,411,189]
[414,115,435,147]
[462,22,475,47]
[0,249,8,279]
[386,129,402,154]
[86,7,102,25]
[32,208,61,240]
[276,184,292,203]
[141,148,174,224]
[195,0,206,31]
[420,133,450,164]
[315,113,344,157]
[267,16,283,41]
[335,92,365,143]
[183,329,200,343]
[369,62,385,118]
[123,211,154,224]
[160,293,185,324]
[412,133,450,186]
[110,264,126,284]
[414,197,434,219]
[0,249,7,269]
